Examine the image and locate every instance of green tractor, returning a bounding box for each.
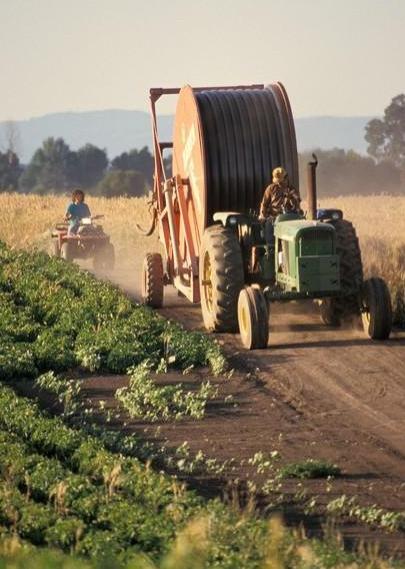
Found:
[200,159,392,349]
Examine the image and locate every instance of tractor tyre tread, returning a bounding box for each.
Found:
[319,298,341,327]
[362,277,392,340]
[200,225,244,332]
[142,252,164,308]
[238,286,269,349]
[330,219,363,320]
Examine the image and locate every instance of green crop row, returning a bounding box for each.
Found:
[0,384,381,569]
[0,242,226,378]
[0,450,184,561]
[0,383,201,561]
[0,384,268,567]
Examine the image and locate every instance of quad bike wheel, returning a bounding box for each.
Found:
[142,252,164,308]
[237,286,269,350]
[361,277,392,340]
[319,219,363,326]
[51,240,60,258]
[93,243,115,271]
[60,241,74,262]
[199,225,244,332]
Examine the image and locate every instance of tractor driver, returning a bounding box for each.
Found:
[252,167,302,271]
[65,189,91,235]
[259,167,302,222]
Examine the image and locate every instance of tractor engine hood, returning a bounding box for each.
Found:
[274,218,339,294]
[274,219,335,242]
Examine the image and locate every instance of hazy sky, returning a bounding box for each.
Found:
[1,0,405,121]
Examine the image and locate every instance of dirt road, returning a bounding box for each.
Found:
[99,266,405,556]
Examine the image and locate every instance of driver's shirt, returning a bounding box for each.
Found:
[259,183,301,219]
[66,202,91,228]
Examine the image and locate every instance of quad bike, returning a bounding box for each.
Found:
[51,215,115,271]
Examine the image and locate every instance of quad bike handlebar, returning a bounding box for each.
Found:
[58,214,104,227]
[55,222,69,230]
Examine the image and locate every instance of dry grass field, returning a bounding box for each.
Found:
[0,192,161,271]
[0,192,404,321]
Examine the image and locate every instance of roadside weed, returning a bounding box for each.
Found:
[115,362,218,422]
[36,371,82,416]
[327,495,405,532]
[280,459,341,480]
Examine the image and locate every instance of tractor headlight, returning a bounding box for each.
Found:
[228,216,238,226]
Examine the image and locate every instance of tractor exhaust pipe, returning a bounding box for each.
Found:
[306,153,318,220]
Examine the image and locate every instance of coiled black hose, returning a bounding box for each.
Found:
[195,84,298,222]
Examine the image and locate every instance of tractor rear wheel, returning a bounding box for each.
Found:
[319,298,340,326]
[361,277,392,340]
[238,286,269,350]
[199,225,244,332]
[319,219,363,325]
[60,242,74,262]
[142,253,164,308]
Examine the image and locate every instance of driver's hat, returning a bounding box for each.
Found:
[272,167,288,183]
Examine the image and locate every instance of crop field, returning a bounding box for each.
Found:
[0,240,384,569]
[1,193,405,567]
[1,192,404,321]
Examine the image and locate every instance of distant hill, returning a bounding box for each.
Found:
[0,110,173,164]
[0,110,374,163]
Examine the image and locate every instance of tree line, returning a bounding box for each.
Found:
[0,139,158,198]
[300,93,405,196]
[1,93,405,197]
[298,148,402,197]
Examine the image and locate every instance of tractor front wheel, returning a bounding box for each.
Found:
[142,253,164,308]
[238,287,269,350]
[199,225,244,332]
[361,277,392,340]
